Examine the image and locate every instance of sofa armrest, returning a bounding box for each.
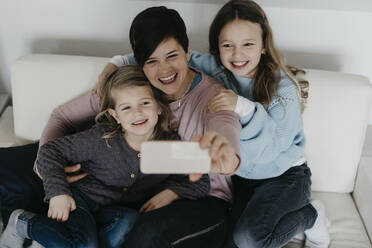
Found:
[353,156,372,241]
[0,106,16,147]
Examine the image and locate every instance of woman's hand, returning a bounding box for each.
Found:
[207,89,238,113]
[48,194,76,222]
[93,63,118,98]
[140,189,179,213]
[64,164,88,184]
[189,131,240,182]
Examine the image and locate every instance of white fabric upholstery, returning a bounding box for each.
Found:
[284,191,372,248]
[353,156,372,241]
[11,54,109,142]
[302,70,372,193]
[0,106,15,147]
[2,54,372,247]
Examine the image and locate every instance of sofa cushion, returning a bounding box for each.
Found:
[302,70,372,193]
[11,54,108,142]
[284,191,372,248]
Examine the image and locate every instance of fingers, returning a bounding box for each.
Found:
[198,131,217,150]
[189,173,203,182]
[66,173,88,184]
[64,163,81,173]
[140,201,152,213]
[209,135,226,159]
[191,136,202,142]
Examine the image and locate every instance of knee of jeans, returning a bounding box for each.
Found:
[233,223,264,248]
[76,240,98,248]
[124,215,163,248]
[99,215,138,248]
[73,231,98,248]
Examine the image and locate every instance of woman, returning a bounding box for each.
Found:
[1,6,241,248]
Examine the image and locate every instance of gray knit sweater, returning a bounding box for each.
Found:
[37,125,210,206]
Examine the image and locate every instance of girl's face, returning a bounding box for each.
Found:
[142,37,193,100]
[219,19,265,78]
[109,85,160,140]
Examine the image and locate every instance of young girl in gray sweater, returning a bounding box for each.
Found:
[0,65,209,248]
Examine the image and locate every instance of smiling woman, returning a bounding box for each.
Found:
[141,37,195,101]
[0,5,241,248]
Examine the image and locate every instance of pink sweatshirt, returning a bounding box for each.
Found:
[37,71,241,202]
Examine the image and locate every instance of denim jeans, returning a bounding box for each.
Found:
[226,164,317,248]
[18,188,138,248]
[96,205,138,248]
[123,197,230,248]
[0,143,47,228]
[1,143,139,247]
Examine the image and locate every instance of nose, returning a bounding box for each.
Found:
[133,106,144,115]
[159,60,171,74]
[232,47,242,59]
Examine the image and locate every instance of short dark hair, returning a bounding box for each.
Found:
[129,6,189,68]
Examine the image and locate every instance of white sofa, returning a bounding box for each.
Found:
[1,54,372,248]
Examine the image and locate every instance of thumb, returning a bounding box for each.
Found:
[191,136,201,142]
[189,173,203,182]
[70,198,77,211]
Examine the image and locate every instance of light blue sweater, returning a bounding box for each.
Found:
[109,51,306,179]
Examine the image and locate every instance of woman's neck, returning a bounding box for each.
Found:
[171,68,195,101]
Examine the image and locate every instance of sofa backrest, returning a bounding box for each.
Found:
[11,54,372,193]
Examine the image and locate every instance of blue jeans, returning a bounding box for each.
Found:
[227,164,317,248]
[96,205,138,248]
[0,143,47,227]
[18,188,138,248]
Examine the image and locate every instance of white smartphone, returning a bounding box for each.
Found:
[140,141,211,174]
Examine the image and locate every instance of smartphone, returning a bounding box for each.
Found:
[140,141,211,174]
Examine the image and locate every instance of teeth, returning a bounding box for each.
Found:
[232,61,247,66]
[160,74,176,81]
[132,119,147,125]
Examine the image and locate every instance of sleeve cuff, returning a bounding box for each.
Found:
[109,55,128,67]
[235,95,255,118]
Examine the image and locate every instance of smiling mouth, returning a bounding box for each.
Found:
[231,61,249,69]
[132,119,148,126]
[159,73,177,85]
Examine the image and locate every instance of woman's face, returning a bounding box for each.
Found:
[218,19,265,78]
[142,37,192,100]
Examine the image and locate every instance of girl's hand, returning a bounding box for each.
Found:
[140,189,179,213]
[189,131,240,182]
[48,194,76,222]
[93,63,118,98]
[207,89,238,113]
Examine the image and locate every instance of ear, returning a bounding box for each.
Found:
[108,108,120,124]
[261,48,266,55]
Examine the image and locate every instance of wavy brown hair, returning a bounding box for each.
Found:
[95,65,175,141]
[209,0,308,111]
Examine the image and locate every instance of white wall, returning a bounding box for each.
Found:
[1,0,372,121]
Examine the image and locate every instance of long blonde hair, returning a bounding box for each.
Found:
[95,65,174,141]
[209,0,308,111]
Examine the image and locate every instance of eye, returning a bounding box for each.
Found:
[167,53,178,59]
[121,106,130,111]
[145,59,157,65]
[222,43,233,48]
[244,42,254,47]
